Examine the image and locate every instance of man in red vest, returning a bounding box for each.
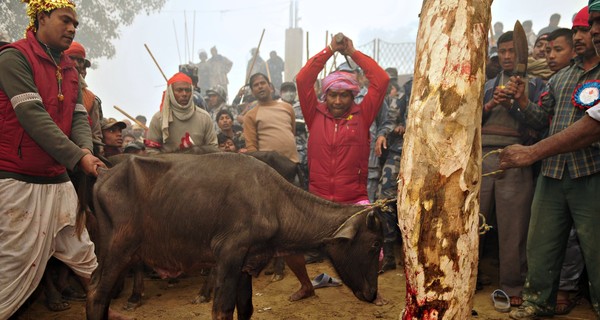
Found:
[0,1,126,319]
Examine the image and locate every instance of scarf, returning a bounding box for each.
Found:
[160,84,195,143]
[321,71,360,97]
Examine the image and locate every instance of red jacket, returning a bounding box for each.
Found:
[297,48,389,203]
[0,31,79,177]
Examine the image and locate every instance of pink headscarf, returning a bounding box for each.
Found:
[321,71,360,97]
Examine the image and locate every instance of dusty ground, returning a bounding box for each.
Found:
[12,256,598,320]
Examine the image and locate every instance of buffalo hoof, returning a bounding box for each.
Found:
[123,300,142,311]
[192,294,211,304]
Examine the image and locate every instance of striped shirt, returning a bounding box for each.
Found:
[521,57,600,179]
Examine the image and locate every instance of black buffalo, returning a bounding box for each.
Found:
[86,153,382,320]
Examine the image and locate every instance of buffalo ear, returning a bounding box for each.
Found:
[366,211,378,231]
[324,215,361,245]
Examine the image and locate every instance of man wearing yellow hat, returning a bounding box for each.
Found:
[0,1,114,318]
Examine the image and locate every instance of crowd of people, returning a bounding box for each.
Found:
[1,0,600,319]
[484,4,600,320]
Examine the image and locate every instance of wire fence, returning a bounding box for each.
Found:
[357,39,416,75]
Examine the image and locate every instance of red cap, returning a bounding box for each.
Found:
[167,72,192,85]
[64,41,86,58]
[573,6,590,28]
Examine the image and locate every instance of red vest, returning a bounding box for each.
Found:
[0,31,79,177]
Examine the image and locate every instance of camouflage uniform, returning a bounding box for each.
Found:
[376,79,411,271]
[354,87,394,202]
[293,101,309,189]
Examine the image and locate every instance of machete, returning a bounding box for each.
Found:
[512,20,528,77]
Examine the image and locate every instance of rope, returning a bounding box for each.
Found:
[332,198,492,236]
[331,198,397,235]
[479,213,493,235]
[482,149,504,177]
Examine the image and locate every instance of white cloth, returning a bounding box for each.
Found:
[586,103,600,122]
[0,179,97,319]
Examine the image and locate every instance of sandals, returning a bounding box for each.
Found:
[311,273,342,289]
[491,289,511,313]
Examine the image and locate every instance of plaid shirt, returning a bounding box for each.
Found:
[521,57,600,179]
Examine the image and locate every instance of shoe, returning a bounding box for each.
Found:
[310,273,342,289]
[491,289,511,313]
[555,290,580,315]
[509,305,538,319]
[510,296,523,307]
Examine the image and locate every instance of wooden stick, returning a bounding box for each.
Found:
[246,29,266,84]
[323,31,329,78]
[489,20,495,48]
[144,43,168,82]
[114,105,149,131]
[306,31,309,63]
[265,59,272,83]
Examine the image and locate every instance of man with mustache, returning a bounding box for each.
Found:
[506,6,600,319]
[479,30,546,307]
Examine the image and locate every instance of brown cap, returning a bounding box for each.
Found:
[101,118,126,131]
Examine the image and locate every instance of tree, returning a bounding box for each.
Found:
[0,0,166,60]
[397,0,491,319]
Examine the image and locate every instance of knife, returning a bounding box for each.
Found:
[512,20,528,77]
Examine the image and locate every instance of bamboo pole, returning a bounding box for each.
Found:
[172,20,181,65]
[144,43,168,82]
[306,31,309,64]
[246,29,266,84]
[323,31,329,78]
[265,59,272,83]
[114,106,149,131]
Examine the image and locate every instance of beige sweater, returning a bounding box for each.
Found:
[243,100,299,163]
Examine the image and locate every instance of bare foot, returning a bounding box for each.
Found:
[373,293,388,306]
[288,286,315,302]
[109,308,134,320]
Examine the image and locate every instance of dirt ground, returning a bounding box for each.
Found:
[12,254,598,320]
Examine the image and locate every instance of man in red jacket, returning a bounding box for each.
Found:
[297,35,389,203]
[291,34,389,304]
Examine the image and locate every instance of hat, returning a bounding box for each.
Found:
[591,0,600,12]
[534,33,549,45]
[573,6,590,28]
[124,141,145,153]
[64,41,85,58]
[168,72,193,85]
[24,0,76,33]
[179,64,198,78]
[385,67,398,79]
[280,81,296,91]
[206,85,227,101]
[101,118,126,131]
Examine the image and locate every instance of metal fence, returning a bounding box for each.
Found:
[357,39,416,75]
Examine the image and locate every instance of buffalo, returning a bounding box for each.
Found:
[86,152,383,320]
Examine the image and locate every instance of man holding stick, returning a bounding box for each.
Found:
[294,33,389,304]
